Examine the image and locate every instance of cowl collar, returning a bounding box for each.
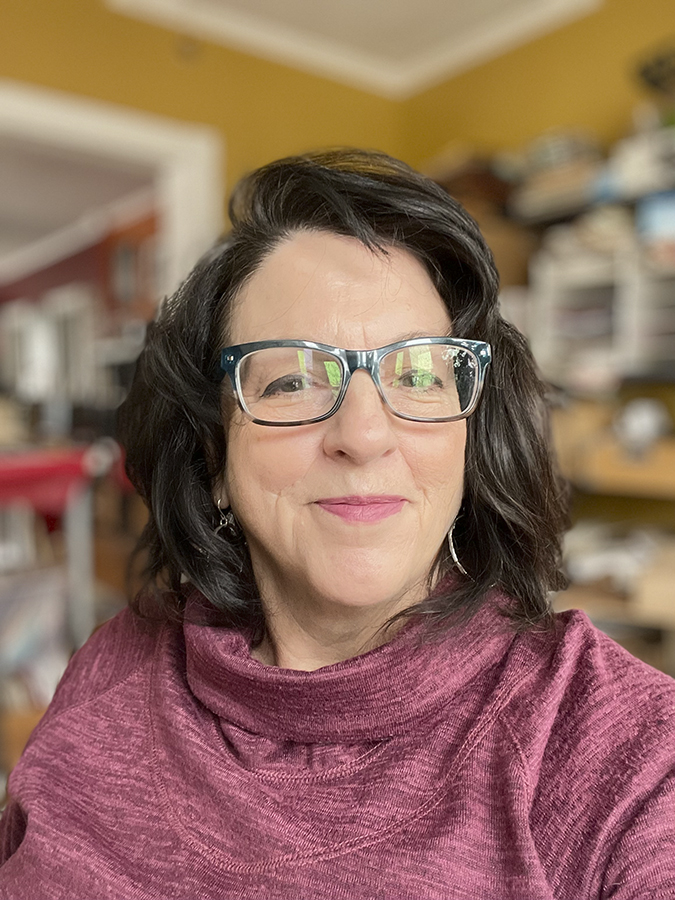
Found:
[183,586,516,743]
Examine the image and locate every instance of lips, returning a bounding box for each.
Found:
[314,496,406,523]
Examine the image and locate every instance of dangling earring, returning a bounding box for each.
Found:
[215,498,243,541]
[447,520,469,577]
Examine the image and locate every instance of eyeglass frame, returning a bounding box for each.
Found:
[219,336,492,426]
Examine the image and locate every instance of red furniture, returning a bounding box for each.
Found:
[0,444,114,647]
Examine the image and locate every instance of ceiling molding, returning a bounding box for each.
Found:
[106,0,602,100]
[394,0,603,97]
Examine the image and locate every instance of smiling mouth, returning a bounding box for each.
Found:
[314,496,406,523]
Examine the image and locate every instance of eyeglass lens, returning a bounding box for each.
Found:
[237,344,478,422]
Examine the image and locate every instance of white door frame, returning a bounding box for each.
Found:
[0,79,225,297]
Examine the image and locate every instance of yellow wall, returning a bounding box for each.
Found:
[0,0,402,196]
[0,0,671,198]
[403,0,673,167]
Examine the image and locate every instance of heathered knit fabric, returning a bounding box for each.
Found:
[1,586,674,899]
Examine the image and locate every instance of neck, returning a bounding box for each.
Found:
[251,594,416,671]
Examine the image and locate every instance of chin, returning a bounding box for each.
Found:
[310,564,426,613]
[324,540,427,581]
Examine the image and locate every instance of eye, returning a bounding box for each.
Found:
[399,370,443,390]
[261,374,310,397]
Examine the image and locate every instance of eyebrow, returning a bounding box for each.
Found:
[390,329,452,341]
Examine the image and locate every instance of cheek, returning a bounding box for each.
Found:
[224,421,316,506]
[406,423,466,494]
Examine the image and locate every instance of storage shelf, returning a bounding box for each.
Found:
[567,435,675,500]
[554,583,675,630]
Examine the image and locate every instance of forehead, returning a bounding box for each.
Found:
[228,231,452,346]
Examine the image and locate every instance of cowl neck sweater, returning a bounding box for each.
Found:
[1,586,674,899]
[183,586,514,744]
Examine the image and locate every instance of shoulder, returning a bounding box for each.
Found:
[501,607,675,813]
[1,607,166,868]
[550,608,672,722]
[505,608,675,753]
[38,605,161,724]
[497,609,675,892]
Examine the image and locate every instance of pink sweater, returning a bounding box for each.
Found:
[1,587,674,899]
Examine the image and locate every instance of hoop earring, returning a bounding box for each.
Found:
[215,498,244,542]
[447,520,469,577]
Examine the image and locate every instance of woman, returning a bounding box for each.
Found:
[1,150,673,898]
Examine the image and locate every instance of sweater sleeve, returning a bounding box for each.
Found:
[0,606,158,869]
[601,772,675,899]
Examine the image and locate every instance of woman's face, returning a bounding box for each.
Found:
[221,231,466,617]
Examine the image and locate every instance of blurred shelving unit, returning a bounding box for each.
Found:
[499,124,675,678]
[551,400,675,499]
[551,399,675,676]
[530,247,675,394]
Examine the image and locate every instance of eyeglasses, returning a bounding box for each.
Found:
[219,337,492,426]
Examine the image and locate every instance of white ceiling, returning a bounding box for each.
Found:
[0,135,155,283]
[107,0,602,98]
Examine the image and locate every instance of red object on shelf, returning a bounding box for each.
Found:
[0,444,112,647]
[0,446,93,515]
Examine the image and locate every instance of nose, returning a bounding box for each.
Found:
[322,370,398,463]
